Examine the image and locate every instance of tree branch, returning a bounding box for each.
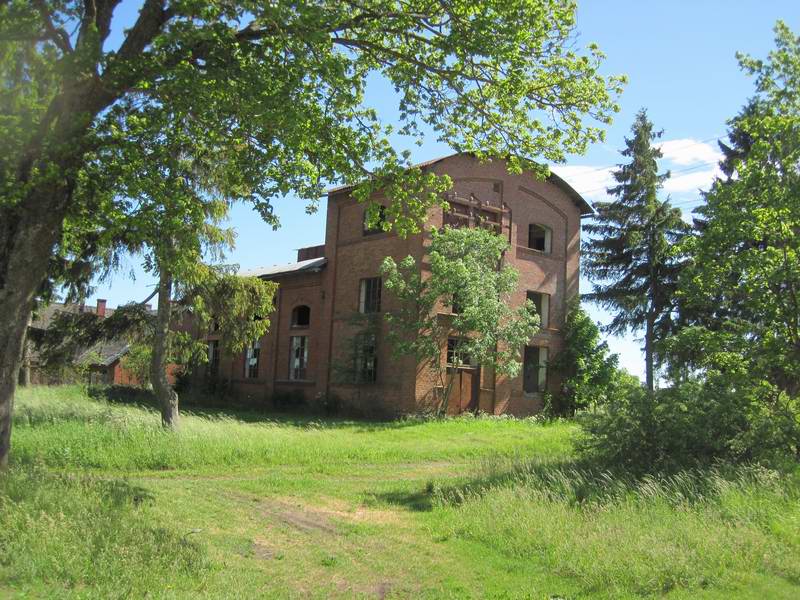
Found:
[32,0,73,54]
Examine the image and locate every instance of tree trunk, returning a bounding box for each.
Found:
[644,314,655,392]
[150,267,179,429]
[0,185,72,467]
[18,330,31,387]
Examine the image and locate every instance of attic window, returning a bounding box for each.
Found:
[291,305,310,327]
[528,224,552,254]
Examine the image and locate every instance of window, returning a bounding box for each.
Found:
[446,337,473,368]
[291,305,310,327]
[244,340,261,379]
[207,340,220,376]
[450,293,463,315]
[523,346,548,393]
[363,205,387,235]
[359,277,382,313]
[526,291,550,329]
[528,224,552,254]
[289,336,308,380]
[354,333,377,383]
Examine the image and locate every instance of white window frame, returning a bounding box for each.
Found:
[244,339,261,379]
[289,335,308,380]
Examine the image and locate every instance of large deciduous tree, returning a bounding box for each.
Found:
[583,109,689,391]
[671,22,800,400]
[381,226,539,414]
[0,0,623,465]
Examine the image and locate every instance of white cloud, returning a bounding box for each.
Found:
[550,165,616,202]
[658,138,722,167]
[663,167,721,194]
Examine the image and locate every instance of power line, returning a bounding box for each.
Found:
[555,134,726,182]
[575,158,721,197]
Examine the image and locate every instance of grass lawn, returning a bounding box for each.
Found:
[2,385,799,599]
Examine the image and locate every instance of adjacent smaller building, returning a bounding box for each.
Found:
[27,298,146,385]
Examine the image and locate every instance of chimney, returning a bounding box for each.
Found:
[96,299,107,318]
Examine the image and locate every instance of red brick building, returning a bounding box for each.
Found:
[205,154,591,416]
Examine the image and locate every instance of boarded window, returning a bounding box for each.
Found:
[244,340,261,379]
[291,305,310,327]
[289,336,308,380]
[359,277,382,313]
[354,333,378,383]
[363,205,387,235]
[526,291,550,329]
[207,340,220,376]
[523,346,548,393]
[528,224,552,254]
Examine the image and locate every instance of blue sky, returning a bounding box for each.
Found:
[90,1,800,379]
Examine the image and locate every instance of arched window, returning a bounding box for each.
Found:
[528,224,552,254]
[291,305,310,327]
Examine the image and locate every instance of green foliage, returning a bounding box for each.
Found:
[186,271,278,358]
[579,375,800,473]
[675,22,800,399]
[381,226,539,411]
[0,0,625,296]
[120,343,153,388]
[583,109,690,389]
[549,299,619,415]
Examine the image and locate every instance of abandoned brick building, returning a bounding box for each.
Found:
[201,154,591,416]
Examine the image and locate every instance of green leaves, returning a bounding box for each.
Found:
[382,226,539,398]
[676,22,800,398]
[583,109,690,388]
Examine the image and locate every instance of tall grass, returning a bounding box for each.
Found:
[10,385,573,471]
[0,468,206,598]
[431,458,800,596]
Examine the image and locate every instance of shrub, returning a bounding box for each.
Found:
[579,376,800,473]
[548,300,620,416]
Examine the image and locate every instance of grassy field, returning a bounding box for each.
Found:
[2,386,799,599]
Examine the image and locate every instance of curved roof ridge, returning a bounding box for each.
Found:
[326,152,593,215]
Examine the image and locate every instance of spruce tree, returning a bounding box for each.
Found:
[583,109,689,391]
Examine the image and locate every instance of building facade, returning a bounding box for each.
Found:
[204,154,591,416]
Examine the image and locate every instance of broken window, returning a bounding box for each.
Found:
[244,339,261,379]
[291,305,310,327]
[363,204,387,235]
[446,337,473,368]
[523,346,548,393]
[526,291,550,329]
[289,336,308,380]
[359,277,382,313]
[207,340,220,376]
[528,224,552,254]
[354,333,377,383]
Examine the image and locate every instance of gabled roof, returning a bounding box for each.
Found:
[239,257,327,279]
[326,152,594,215]
[76,339,130,367]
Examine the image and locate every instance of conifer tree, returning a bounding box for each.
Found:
[583,109,689,391]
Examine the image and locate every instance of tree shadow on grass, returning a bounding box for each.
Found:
[73,385,424,433]
[372,457,791,515]
[371,457,641,513]
[88,385,430,431]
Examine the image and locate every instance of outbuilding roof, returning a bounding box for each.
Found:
[239,257,327,279]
